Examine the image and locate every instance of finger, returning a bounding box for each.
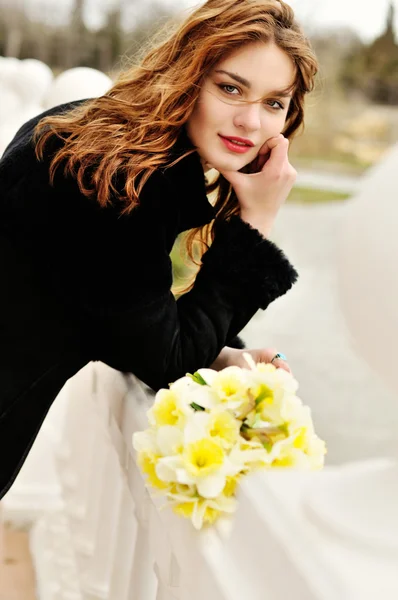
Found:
[245,135,282,174]
[256,136,282,169]
[274,360,291,373]
[267,135,289,157]
[271,359,293,375]
[260,133,284,153]
[257,348,291,370]
[262,138,290,172]
[258,138,272,155]
[218,136,290,184]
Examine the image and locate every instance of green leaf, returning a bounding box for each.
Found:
[186,372,208,386]
[190,402,206,412]
[263,441,273,453]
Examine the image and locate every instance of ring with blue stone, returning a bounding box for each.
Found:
[271,352,287,364]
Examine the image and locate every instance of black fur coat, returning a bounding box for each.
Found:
[0,99,298,499]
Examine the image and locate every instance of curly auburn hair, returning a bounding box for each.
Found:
[34,0,318,296]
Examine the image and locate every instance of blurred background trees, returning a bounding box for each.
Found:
[339,1,398,104]
[1,0,397,105]
[0,0,174,74]
[1,0,397,172]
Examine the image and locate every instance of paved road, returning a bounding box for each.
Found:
[295,169,360,194]
[240,201,398,466]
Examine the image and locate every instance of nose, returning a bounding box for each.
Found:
[233,101,263,132]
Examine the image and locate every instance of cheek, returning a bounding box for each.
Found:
[194,93,224,131]
[187,100,208,142]
[260,113,288,138]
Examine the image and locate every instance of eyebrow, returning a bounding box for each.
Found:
[214,69,294,97]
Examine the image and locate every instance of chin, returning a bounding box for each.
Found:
[207,155,249,173]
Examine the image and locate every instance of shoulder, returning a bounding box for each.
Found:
[0,99,92,189]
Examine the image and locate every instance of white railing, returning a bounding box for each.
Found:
[21,360,398,600]
[1,54,398,599]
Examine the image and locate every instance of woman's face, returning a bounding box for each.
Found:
[185,41,296,173]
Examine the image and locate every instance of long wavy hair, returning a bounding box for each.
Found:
[34,0,318,296]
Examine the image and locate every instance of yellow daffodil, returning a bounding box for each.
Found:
[132,429,158,454]
[211,367,250,411]
[171,494,238,529]
[251,382,275,405]
[183,438,225,477]
[207,411,240,449]
[173,501,221,527]
[170,370,221,410]
[137,451,170,490]
[168,482,197,498]
[269,425,327,469]
[149,389,189,428]
[223,476,239,497]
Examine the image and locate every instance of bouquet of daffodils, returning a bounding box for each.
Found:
[132,353,326,530]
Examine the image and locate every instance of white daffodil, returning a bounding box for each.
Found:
[171,493,238,530]
[169,372,222,411]
[182,409,240,449]
[229,437,272,469]
[243,352,299,394]
[148,388,193,428]
[132,429,159,454]
[247,364,299,400]
[136,451,171,491]
[253,387,304,431]
[281,396,310,426]
[268,424,327,469]
[155,434,241,499]
[186,385,221,410]
[169,375,204,392]
[183,411,210,443]
[194,368,218,386]
[154,454,183,483]
[156,425,183,456]
[167,482,197,501]
[208,367,253,414]
[207,410,241,449]
[270,446,315,469]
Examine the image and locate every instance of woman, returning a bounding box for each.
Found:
[0,0,318,499]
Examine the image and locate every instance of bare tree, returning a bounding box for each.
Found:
[1,0,26,57]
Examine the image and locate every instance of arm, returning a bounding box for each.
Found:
[94,214,298,392]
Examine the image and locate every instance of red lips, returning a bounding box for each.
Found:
[221,135,254,147]
[219,135,254,154]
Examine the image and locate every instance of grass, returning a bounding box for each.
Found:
[290,153,370,176]
[288,186,351,204]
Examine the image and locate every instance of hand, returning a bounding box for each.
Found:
[217,134,297,222]
[210,346,293,375]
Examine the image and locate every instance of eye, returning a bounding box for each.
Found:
[266,99,285,111]
[218,83,240,95]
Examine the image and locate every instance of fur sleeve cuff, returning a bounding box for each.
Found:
[227,335,246,349]
[198,214,298,310]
